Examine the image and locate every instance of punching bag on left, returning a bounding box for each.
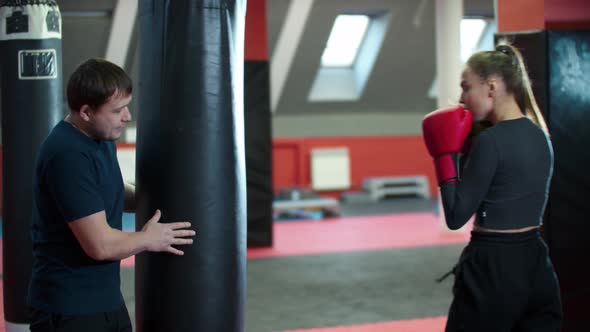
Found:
[0,1,63,331]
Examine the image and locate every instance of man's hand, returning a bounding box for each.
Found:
[141,209,195,255]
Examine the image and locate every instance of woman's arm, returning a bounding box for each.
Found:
[440,131,498,229]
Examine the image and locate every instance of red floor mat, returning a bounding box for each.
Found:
[247,213,471,259]
[0,282,4,332]
[279,316,447,332]
[119,212,470,266]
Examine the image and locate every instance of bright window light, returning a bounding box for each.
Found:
[461,19,487,62]
[321,15,370,67]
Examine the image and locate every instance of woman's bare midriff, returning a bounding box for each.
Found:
[472,225,540,233]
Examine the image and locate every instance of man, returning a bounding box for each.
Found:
[27,58,195,331]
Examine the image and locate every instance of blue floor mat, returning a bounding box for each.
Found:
[122,213,136,231]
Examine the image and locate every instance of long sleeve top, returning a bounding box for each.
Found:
[440,117,553,230]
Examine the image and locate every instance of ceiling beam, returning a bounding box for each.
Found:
[271,0,315,112]
[104,0,137,68]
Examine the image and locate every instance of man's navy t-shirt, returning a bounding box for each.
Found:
[28,121,125,315]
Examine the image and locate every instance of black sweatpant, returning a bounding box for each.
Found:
[29,305,132,332]
[445,229,562,332]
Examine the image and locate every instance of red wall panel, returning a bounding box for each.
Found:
[497,0,545,32]
[497,0,590,32]
[245,0,268,61]
[545,0,590,29]
[273,141,302,189]
[272,136,437,198]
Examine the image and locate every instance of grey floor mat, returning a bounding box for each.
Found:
[340,197,438,217]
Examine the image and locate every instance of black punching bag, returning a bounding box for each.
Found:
[545,31,590,331]
[497,31,590,331]
[0,0,62,330]
[135,1,247,331]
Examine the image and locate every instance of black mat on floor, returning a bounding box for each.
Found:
[121,244,463,331]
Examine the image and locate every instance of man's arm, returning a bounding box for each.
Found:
[124,182,136,213]
[68,209,194,261]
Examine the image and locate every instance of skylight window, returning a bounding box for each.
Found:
[460,18,487,62]
[321,15,370,67]
[309,12,389,102]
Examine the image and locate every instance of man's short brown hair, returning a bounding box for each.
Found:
[67,58,132,112]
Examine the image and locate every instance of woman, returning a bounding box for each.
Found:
[422,44,562,331]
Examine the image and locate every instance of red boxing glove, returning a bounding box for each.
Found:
[422,106,473,184]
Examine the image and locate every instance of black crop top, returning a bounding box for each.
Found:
[440,117,553,230]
